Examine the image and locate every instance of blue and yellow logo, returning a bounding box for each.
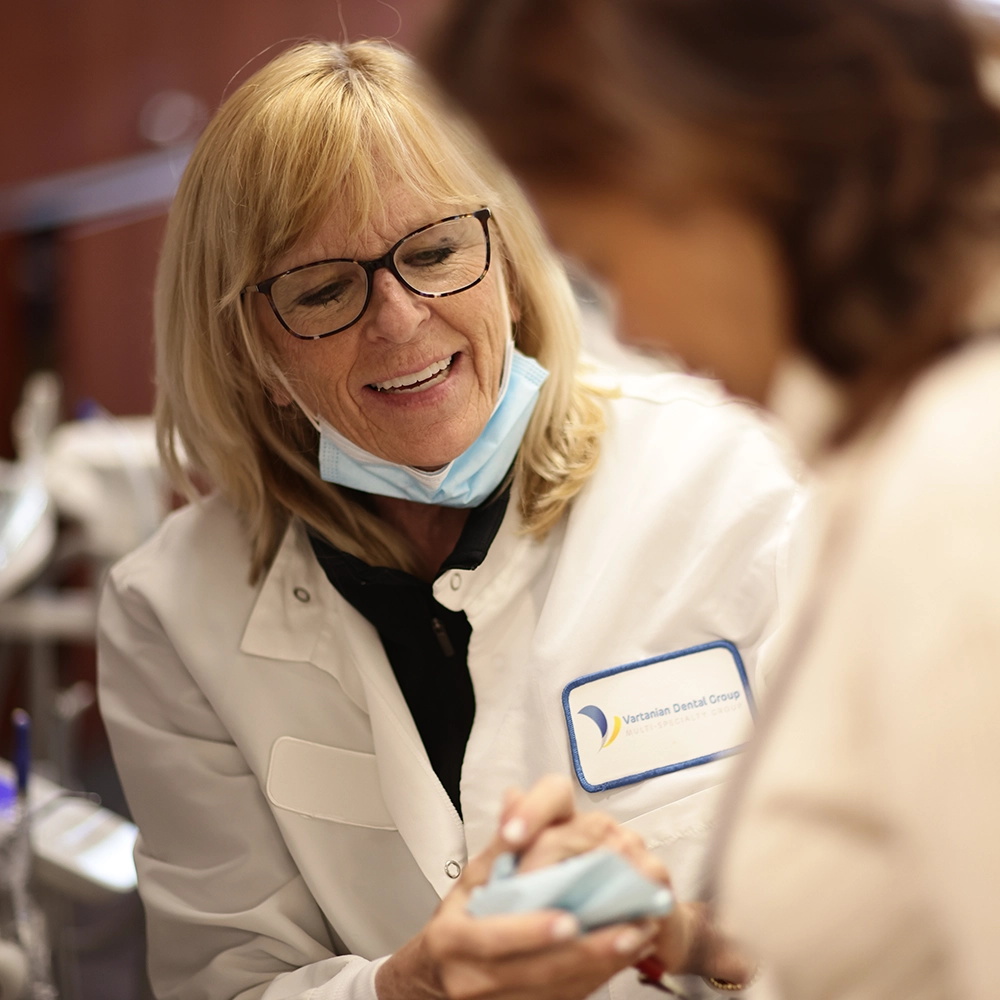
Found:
[577,705,622,749]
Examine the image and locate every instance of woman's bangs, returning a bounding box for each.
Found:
[249,96,491,273]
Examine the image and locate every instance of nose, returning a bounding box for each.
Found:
[362,267,429,343]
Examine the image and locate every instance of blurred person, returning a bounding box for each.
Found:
[96,39,801,1000]
[428,0,1000,997]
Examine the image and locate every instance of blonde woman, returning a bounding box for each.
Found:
[98,40,799,1000]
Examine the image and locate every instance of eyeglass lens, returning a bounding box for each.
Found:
[269,214,489,338]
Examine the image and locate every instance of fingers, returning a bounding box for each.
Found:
[515,810,670,888]
[385,904,662,1000]
[515,810,617,872]
[457,847,510,894]
[602,824,671,886]
[455,783,535,889]
[427,906,582,963]
[453,779,567,894]
[497,774,575,850]
[435,918,660,1000]
[494,775,668,884]
[501,786,524,816]
[665,901,757,982]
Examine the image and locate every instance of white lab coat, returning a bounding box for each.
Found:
[97,372,802,1000]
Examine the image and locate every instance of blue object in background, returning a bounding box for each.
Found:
[11,710,31,798]
[0,779,16,820]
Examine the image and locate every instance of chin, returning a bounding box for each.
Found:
[403,449,466,470]
[397,431,479,469]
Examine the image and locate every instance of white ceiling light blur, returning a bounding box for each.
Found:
[139,90,207,147]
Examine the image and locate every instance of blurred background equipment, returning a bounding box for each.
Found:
[0,375,58,607]
[0,369,150,999]
[0,0,446,455]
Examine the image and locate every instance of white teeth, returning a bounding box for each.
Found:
[372,356,453,391]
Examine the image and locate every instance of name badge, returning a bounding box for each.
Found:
[563,641,756,793]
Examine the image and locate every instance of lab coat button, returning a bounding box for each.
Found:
[444,860,462,879]
[293,587,311,603]
[449,573,462,591]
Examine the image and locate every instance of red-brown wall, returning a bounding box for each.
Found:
[0,0,444,455]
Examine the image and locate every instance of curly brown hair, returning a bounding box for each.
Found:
[427,0,1000,435]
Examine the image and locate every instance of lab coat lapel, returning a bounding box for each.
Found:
[242,520,467,899]
[344,617,469,899]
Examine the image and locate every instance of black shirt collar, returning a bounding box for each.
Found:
[309,484,511,588]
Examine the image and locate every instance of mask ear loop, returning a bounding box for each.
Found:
[490,283,517,415]
[493,334,516,416]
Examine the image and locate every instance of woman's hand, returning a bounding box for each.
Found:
[375,774,758,998]
[659,902,757,986]
[375,776,661,1000]
[503,784,670,886]
[499,781,756,986]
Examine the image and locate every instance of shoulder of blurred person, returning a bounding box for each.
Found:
[797,333,1000,544]
[718,335,1000,1000]
[820,333,1000,568]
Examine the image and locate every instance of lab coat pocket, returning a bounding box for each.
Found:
[266,736,397,830]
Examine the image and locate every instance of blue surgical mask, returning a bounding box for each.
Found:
[466,848,674,930]
[281,339,549,508]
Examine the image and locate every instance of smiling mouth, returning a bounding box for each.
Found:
[369,355,455,393]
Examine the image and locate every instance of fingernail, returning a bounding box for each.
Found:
[501,816,527,846]
[551,913,580,941]
[614,926,656,954]
[637,943,658,960]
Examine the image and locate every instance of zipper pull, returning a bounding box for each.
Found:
[431,617,456,657]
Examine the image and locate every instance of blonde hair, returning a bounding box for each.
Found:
[155,39,605,581]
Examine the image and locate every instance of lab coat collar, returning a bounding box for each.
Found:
[240,519,468,898]
[431,481,535,617]
[239,519,334,664]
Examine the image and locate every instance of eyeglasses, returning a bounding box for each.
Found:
[245,208,493,340]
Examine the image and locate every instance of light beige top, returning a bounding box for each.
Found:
[718,339,1000,1000]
